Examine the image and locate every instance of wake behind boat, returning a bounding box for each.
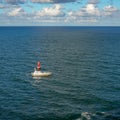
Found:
[31,61,52,77]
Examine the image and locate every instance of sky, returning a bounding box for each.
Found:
[0,0,120,26]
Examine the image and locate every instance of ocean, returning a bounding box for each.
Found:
[0,26,120,120]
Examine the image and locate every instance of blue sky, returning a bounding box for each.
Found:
[0,0,120,26]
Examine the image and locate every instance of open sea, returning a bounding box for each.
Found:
[0,26,120,120]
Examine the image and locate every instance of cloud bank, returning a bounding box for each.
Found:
[1,0,77,4]
[0,0,120,25]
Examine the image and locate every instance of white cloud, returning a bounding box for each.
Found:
[8,7,25,16]
[68,3,100,18]
[102,5,118,16]
[104,5,118,12]
[85,4,100,15]
[36,4,64,17]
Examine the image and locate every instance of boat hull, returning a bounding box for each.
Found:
[31,71,52,77]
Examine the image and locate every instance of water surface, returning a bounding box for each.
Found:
[0,27,120,120]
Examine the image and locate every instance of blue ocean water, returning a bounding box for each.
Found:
[0,26,120,120]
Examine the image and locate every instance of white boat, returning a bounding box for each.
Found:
[31,69,52,77]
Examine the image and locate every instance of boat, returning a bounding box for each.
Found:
[32,61,52,77]
[31,69,52,77]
